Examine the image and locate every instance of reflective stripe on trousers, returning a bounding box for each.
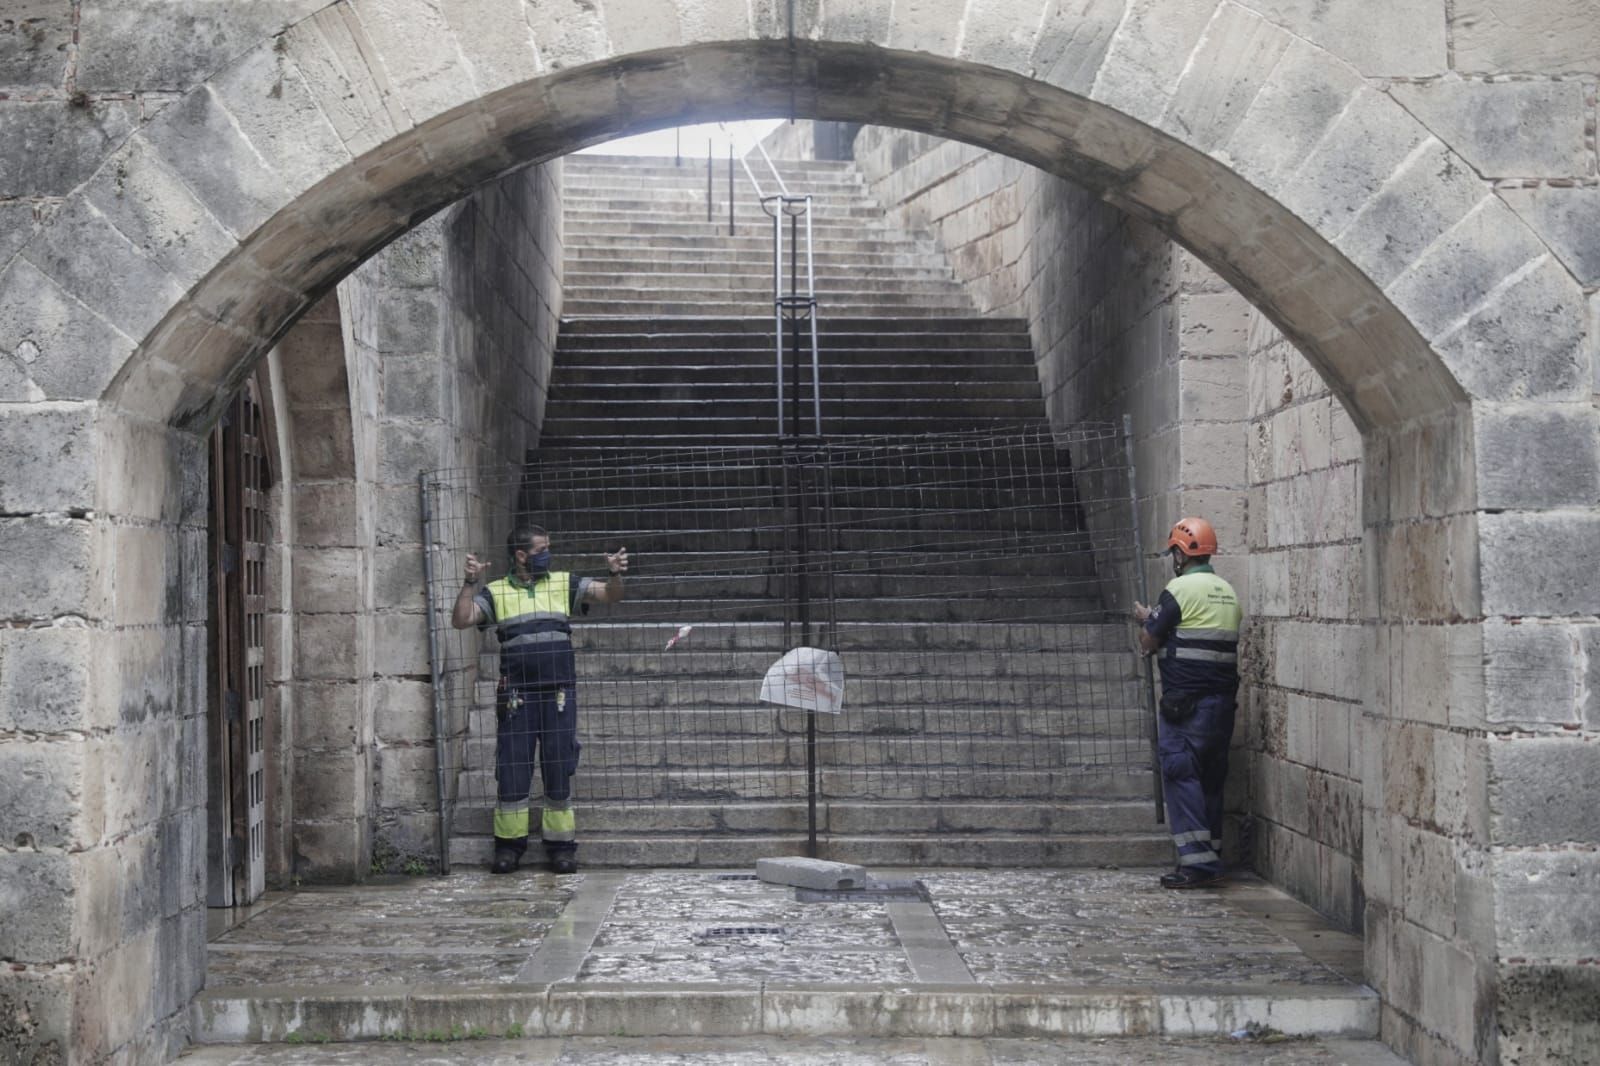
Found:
[1158,692,1236,876]
[541,799,576,843]
[494,683,581,856]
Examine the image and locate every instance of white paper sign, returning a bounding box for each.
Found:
[759,647,845,715]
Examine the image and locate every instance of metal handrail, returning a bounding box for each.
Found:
[705,123,821,435]
[767,193,821,438]
[749,134,791,197]
[718,121,791,204]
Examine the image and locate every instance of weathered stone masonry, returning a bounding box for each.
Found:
[0,2,1597,1063]
[255,159,564,883]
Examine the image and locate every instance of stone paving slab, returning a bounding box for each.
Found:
[182,1035,1410,1064]
[194,868,1374,1044]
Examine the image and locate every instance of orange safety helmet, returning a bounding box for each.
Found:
[1166,516,1219,558]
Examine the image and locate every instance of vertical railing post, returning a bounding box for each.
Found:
[759,180,825,858]
[1123,414,1165,824]
[805,197,821,437]
[728,145,735,236]
[774,202,784,433]
[707,140,713,223]
[419,472,454,872]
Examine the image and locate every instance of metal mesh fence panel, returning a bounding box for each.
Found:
[421,423,1151,848]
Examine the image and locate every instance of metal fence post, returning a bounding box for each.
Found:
[419,471,454,872]
[1123,415,1165,824]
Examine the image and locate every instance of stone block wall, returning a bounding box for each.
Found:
[1239,311,1366,931]
[334,159,563,873]
[271,292,376,883]
[0,405,211,1063]
[756,118,816,161]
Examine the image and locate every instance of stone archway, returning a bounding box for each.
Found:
[1,6,1593,1064]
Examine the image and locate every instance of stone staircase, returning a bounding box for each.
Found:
[448,154,1164,869]
[560,156,976,318]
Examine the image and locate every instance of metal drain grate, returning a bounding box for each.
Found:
[795,879,930,903]
[698,925,787,939]
[714,873,760,881]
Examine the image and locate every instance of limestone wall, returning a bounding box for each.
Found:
[333,160,564,873]
[254,161,563,884]
[1240,312,1366,930]
[266,293,374,885]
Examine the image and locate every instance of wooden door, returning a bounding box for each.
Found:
[207,378,271,906]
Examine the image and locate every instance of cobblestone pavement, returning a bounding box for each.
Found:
[183,1034,1409,1064]
[206,868,1363,990]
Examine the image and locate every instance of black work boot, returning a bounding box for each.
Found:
[549,852,578,875]
[1160,867,1223,889]
[490,846,521,875]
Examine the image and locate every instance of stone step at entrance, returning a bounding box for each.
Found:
[192,869,1377,1045]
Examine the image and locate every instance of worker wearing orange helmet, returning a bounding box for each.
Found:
[1132,516,1242,889]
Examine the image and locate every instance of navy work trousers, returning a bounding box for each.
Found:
[1157,692,1236,875]
[494,681,580,858]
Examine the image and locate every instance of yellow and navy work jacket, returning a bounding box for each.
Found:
[1143,564,1242,696]
[474,572,593,687]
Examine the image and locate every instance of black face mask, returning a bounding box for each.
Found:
[523,548,551,577]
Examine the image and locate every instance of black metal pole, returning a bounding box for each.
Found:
[707,140,713,223]
[802,456,816,859]
[790,213,801,438]
[418,473,452,874]
[728,145,735,236]
[1124,414,1165,825]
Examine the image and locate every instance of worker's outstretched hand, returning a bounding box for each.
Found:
[607,546,629,575]
[1132,601,1151,623]
[464,552,491,584]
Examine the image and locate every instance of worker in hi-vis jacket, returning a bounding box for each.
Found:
[453,525,627,875]
[1133,516,1242,889]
